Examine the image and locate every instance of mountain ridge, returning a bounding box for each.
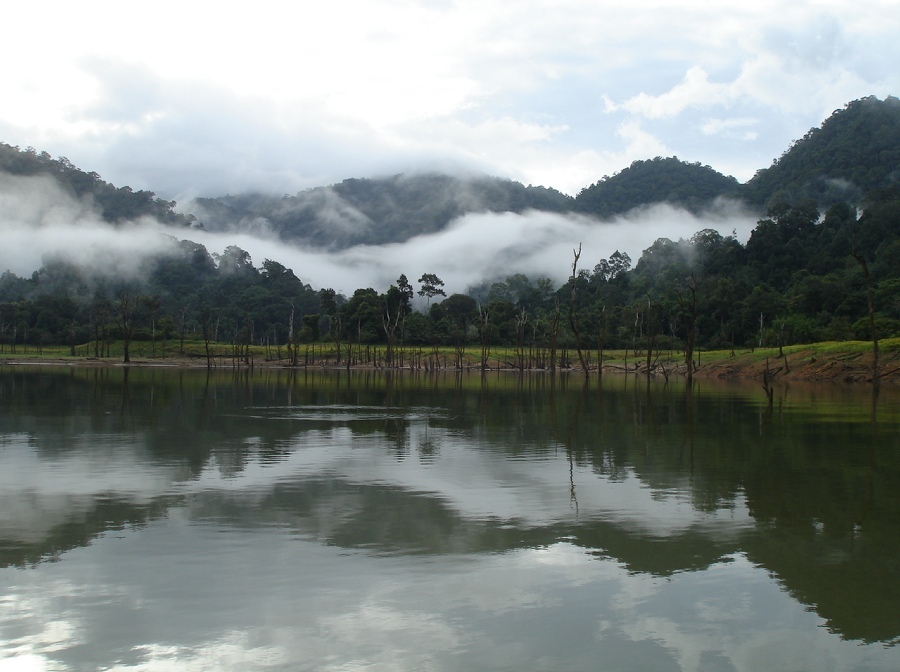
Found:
[2,95,898,249]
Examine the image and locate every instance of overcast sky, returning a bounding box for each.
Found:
[2,1,898,201]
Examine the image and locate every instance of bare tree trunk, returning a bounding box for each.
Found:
[674,274,698,382]
[479,305,491,371]
[549,300,560,374]
[852,252,880,388]
[114,291,140,364]
[568,244,590,381]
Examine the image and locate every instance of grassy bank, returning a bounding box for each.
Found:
[0,338,897,384]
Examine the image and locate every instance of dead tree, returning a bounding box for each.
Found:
[567,244,590,381]
[478,304,491,372]
[851,251,880,388]
[674,274,698,382]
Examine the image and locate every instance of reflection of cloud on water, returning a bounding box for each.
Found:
[184,423,754,541]
[1,579,92,670]
[106,635,288,671]
[609,553,857,672]
[3,536,896,672]
[1,404,751,552]
[0,434,185,544]
[317,602,463,672]
[240,404,446,424]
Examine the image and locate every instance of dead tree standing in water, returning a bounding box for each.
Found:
[568,244,590,381]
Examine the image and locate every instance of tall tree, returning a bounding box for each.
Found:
[113,290,141,364]
[417,273,446,309]
[319,288,342,364]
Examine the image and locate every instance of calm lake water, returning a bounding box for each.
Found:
[1,366,899,671]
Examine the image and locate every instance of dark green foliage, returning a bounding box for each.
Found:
[3,94,900,356]
[0,240,321,355]
[744,96,900,209]
[574,157,741,218]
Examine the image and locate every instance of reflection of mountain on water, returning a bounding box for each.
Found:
[183,477,739,575]
[746,522,900,644]
[739,421,900,645]
[1,367,899,644]
[0,494,171,568]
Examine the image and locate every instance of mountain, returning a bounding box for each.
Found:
[2,95,900,353]
[191,173,574,248]
[573,157,741,217]
[743,95,900,209]
[192,158,747,249]
[3,95,900,250]
[0,143,194,227]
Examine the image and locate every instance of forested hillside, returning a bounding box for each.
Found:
[0,96,898,367]
[743,95,900,208]
[192,173,573,248]
[0,143,194,227]
[574,157,741,217]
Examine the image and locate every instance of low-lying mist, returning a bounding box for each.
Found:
[0,173,759,298]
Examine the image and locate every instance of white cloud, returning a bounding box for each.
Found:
[0,173,179,278]
[701,117,760,140]
[0,1,898,197]
[615,67,735,119]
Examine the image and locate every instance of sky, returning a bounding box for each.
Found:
[2,0,899,202]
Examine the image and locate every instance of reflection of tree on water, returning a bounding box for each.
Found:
[738,394,900,644]
[855,386,878,549]
[3,369,900,645]
[417,412,439,464]
[547,374,581,517]
[684,381,694,475]
[118,366,133,433]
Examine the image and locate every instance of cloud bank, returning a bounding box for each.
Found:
[0,174,757,298]
[0,2,897,200]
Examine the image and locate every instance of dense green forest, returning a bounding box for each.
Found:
[743,95,900,208]
[574,157,741,217]
[0,96,898,365]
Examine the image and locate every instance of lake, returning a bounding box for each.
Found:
[1,366,899,671]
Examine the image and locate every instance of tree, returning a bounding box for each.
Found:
[674,274,699,381]
[568,244,590,380]
[441,294,477,331]
[198,306,219,368]
[113,290,141,363]
[397,274,414,309]
[319,288,342,364]
[850,229,880,388]
[383,276,414,367]
[417,273,446,308]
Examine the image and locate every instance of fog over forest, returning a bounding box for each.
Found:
[0,171,757,298]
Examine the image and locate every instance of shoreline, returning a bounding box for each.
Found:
[1,345,897,385]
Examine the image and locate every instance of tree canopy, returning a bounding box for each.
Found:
[2,95,900,362]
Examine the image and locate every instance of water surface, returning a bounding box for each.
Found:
[1,367,899,671]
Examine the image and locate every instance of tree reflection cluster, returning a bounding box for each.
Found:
[1,367,898,644]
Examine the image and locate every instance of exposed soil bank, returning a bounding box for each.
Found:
[689,346,899,384]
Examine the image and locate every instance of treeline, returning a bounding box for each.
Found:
[1,95,899,366]
[0,242,321,359]
[0,189,897,366]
